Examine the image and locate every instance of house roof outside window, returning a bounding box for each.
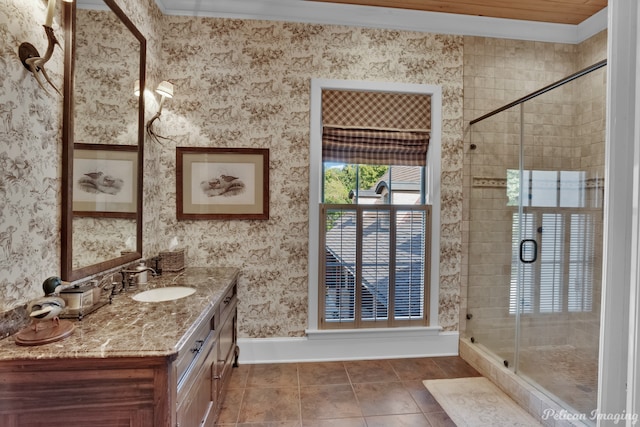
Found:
[325,165,426,319]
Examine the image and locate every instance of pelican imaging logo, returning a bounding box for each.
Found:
[542,409,639,424]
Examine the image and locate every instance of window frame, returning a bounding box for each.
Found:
[308,78,442,332]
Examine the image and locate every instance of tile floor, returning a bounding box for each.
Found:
[215,356,481,426]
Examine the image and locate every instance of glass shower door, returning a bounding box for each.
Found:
[516,73,604,416]
[466,61,605,420]
[465,104,522,368]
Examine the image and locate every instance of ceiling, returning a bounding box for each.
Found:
[153,0,608,44]
[308,0,608,25]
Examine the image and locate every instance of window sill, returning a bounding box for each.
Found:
[305,326,443,341]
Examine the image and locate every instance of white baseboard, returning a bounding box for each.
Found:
[237,330,459,364]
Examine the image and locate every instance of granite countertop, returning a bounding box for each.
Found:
[0,267,239,361]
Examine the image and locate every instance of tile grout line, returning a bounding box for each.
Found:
[344,360,366,422]
[231,365,249,427]
[297,362,303,427]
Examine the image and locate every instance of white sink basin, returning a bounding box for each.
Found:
[132,286,196,302]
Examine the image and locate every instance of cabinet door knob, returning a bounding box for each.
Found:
[191,339,204,353]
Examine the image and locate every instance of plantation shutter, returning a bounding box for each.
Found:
[321,90,431,166]
[321,205,430,328]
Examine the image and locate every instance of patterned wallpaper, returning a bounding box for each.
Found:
[153,18,464,337]
[0,0,64,333]
[0,0,162,337]
[1,0,533,341]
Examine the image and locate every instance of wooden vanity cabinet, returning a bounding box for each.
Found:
[0,356,172,427]
[0,278,239,427]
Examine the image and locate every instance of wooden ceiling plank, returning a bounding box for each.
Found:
[329,0,602,16]
[307,0,606,25]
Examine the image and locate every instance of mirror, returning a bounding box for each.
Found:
[62,0,146,281]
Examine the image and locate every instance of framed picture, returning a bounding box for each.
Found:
[177,147,269,220]
[73,143,138,218]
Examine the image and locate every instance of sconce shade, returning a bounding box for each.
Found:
[134,80,140,97]
[155,81,174,98]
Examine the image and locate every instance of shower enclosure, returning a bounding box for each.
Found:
[465,60,606,418]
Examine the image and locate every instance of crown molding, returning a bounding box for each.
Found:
[154,0,607,44]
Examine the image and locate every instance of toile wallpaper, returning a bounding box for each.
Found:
[152,18,464,337]
[0,0,65,333]
[4,0,602,342]
[0,0,163,336]
[0,0,475,339]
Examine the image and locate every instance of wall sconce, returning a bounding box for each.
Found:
[145,81,174,142]
[19,0,73,95]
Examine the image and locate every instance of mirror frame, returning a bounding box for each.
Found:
[61,0,146,281]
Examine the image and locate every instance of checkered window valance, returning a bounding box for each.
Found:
[322,90,430,166]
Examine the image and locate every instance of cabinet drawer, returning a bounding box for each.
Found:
[218,308,236,369]
[215,308,237,402]
[175,311,215,387]
[176,335,217,427]
[219,282,237,324]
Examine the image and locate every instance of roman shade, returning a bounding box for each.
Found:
[322,90,431,166]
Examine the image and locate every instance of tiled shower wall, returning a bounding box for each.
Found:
[461,31,607,354]
[568,33,606,357]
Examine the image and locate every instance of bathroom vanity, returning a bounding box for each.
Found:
[0,267,239,427]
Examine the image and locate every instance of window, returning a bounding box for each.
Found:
[508,170,598,314]
[307,79,442,336]
[320,165,430,328]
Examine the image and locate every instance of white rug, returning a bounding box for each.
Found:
[423,377,542,426]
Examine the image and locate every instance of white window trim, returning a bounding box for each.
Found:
[307,78,442,332]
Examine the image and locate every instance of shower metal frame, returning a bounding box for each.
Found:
[468,58,607,383]
[470,59,607,126]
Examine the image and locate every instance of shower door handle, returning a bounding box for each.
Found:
[519,239,538,263]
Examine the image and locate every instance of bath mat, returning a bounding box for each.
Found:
[423,377,542,426]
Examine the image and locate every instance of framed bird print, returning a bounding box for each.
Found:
[176,147,269,220]
[73,143,138,218]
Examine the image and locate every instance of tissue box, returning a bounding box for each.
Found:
[160,248,185,272]
[59,283,101,319]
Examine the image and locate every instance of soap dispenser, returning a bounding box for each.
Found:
[136,261,148,284]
